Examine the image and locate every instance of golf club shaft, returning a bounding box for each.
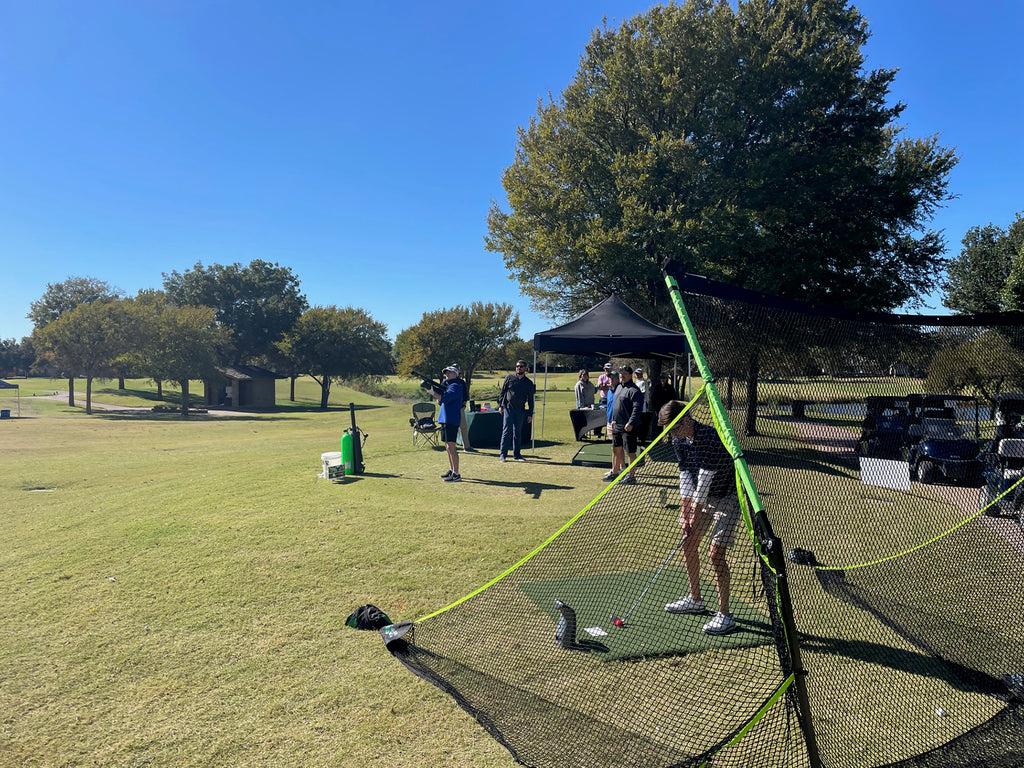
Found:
[620,534,687,622]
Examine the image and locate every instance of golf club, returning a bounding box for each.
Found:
[610,533,687,628]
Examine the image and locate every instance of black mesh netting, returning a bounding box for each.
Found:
[382,275,1024,768]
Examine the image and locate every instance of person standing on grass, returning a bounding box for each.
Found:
[435,365,464,482]
[606,365,643,485]
[574,369,596,409]
[659,400,739,635]
[449,363,475,453]
[497,359,535,462]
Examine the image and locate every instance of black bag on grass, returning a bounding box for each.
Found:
[346,604,391,630]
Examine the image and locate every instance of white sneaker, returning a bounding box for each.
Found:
[664,595,706,614]
[602,469,619,481]
[702,612,737,635]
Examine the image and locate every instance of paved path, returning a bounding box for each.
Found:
[34,392,252,415]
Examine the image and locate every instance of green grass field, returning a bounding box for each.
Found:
[0,374,1010,767]
[1,374,604,767]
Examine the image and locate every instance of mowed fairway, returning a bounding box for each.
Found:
[2,376,1013,767]
[1,375,596,767]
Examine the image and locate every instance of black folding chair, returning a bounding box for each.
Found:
[410,402,441,448]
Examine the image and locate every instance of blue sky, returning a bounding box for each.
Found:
[1,1,1022,344]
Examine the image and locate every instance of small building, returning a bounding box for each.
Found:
[204,366,281,409]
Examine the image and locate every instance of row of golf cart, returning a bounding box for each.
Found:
[856,393,1024,523]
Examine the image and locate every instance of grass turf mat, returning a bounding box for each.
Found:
[570,441,613,468]
[520,569,774,661]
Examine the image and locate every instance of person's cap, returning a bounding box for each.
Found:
[443,365,458,374]
[603,362,613,369]
[635,368,643,374]
[619,365,633,374]
[609,370,620,377]
[448,363,461,372]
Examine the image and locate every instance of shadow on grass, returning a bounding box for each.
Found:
[461,478,575,499]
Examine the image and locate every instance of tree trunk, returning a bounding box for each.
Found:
[744,350,760,436]
[320,380,330,410]
[180,379,190,418]
[118,377,125,389]
[157,380,163,399]
[290,376,297,402]
[67,376,75,407]
[86,376,93,415]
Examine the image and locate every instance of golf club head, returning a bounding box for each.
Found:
[610,614,624,628]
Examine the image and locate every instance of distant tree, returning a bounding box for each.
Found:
[394,302,520,394]
[942,214,1024,314]
[28,276,123,406]
[146,304,230,417]
[479,338,535,372]
[926,330,1024,404]
[34,300,128,414]
[0,339,23,376]
[162,260,308,366]
[277,306,392,409]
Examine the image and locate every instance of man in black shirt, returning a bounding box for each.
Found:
[609,365,644,485]
[497,360,535,462]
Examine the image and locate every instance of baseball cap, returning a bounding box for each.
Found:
[619,365,633,374]
[609,370,620,377]
[603,362,613,369]
[443,365,458,374]
[635,368,643,374]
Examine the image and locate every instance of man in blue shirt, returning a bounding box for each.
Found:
[435,365,464,482]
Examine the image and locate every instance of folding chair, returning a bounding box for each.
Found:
[410,402,441,448]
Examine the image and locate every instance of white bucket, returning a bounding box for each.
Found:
[321,451,344,479]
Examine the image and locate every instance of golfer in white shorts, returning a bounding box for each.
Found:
[659,402,739,635]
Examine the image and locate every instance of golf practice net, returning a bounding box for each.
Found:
[380,273,1024,768]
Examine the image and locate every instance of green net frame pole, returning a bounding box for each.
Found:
[665,274,823,768]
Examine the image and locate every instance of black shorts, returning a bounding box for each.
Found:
[611,428,638,453]
[441,423,460,443]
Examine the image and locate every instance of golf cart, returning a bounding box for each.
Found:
[903,394,982,485]
[978,393,1024,516]
[855,396,912,460]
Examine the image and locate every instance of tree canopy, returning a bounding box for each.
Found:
[486,0,957,324]
[393,302,520,392]
[34,300,128,414]
[942,212,1024,314]
[277,306,392,409]
[163,260,308,366]
[27,276,123,331]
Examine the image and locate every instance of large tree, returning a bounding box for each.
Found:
[393,302,520,393]
[486,0,956,433]
[162,260,307,366]
[34,300,128,415]
[942,214,1024,314]
[146,304,229,417]
[277,306,392,409]
[488,0,956,321]
[28,276,123,406]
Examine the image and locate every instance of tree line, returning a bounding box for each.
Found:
[5,263,551,415]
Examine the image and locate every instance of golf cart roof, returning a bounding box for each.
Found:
[995,392,1024,404]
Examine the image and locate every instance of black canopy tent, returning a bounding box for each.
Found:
[530,294,690,443]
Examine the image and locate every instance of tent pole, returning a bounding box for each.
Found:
[532,349,539,453]
[541,353,549,438]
